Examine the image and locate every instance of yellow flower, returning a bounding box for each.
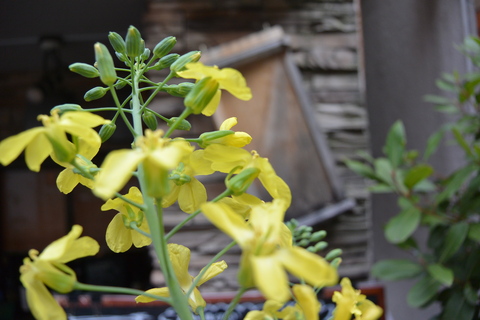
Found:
[217,193,264,220]
[93,129,194,200]
[332,278,383,320]
[101,187,151,253]
[204,144,291,206]
[20,225,99,320]
[0,110,107,172]
[177,62,252,116]
[162,150,214,213]
[201,200,338,302]
[135,244,227,313]
[244,300,285,320]
[199,117,252,148]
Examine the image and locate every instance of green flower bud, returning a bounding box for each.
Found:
[153,53,180,70]
[330,257,342,269]
[297,239,310,247]
[142,109,158,130]
[50,104,83,115]
[98,122,116,142]
[198,130,234,148]
[69,63,99,78]
[84,86,109,102]
[311,230,327,242]
[170,50,201,73]
[314,241,328,251]
[153,36,177,58]
[125,25,143,58]
[166,82,194,97]
[167,117,191,131]
[94,42,117,86]
[141,48,151,61]
[108,32,126,54]
[226,167,261,196]
[184,77,219,114]
[325,248,343,261]
[115,52,128,63]
[114,79,128,90]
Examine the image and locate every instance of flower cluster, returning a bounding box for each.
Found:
[0,26,383,320]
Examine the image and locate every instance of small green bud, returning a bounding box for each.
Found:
[170,50,201,73]
[297,239,310,247]
[325,248,343,261]
[94,42,117,86]
[114,79,128,90]
[115,52,128,63]
[142,109,158,130]
[311,230,327,242]
[167,117,191,131]
[226,167,261,196]
[141,48,151,61]
[98,122,116,142]
[51,104,83,115]
[153,36,177,58]
[166,82,194,97]
[184,77,219,114]
[108,32,126,54]
[125,25,143,58]
[153,53,180,70]
[198,130,234,148]
[69,63,99,78]
[314,241,328,251]
[84,86,109,102]
[330,257,342,269]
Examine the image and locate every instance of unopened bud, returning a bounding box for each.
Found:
[108,32,126,54]
[142,109,158,130]
[84,86,109,102]
[115,52,128,63]
[153,36,177,58]
[198,130,234,148]
[314,241,328,251]
[167,117,191,131]
[153,53,180,70]
[226,167,260,196]
[51,104,83,115]
[166,82,194,97]
[125,25,143,58]
[184,77,219,114]
[69,63,99,78]
[114,79,128,90]
[325,248,343,261]
[94,42,117,86]
[141,48,151,61]
[170,51,201,73]
[98,122,116,142]
[311,230,327,242]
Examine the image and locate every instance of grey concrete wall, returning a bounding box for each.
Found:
[360,0,476,319]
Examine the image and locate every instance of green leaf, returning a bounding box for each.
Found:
[343,159,378,180]
[463,283,478,305]
[384,121,406,168]
[424,94,451,105]
[413,179,437,193]
[424,130,444,161]
[374,158,394,185]
[441,290,476,320]
[404,164,434,189]
[368,184,395,193]
[407,275,441,308]
[467,223,480,242]
[384,206,421,244]
[436,79,456,92]
[436,165,476,203]
[439,222,469,262]
[434,104,458,114]
[452,127,473,157]
[372,259,423,281]
[427,264,454,286]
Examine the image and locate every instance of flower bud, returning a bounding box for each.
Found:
[50,104,83,115]
[98,122,116,142]
[314,241,328,252]
[325,248,343,261]
[311,230,327,242]
[226,167,260,196]
[142,109,158,130]
[184,77,219,114]
[167,117,191,131]
[114,79,128,90]
[153,36,177,58]
[115,52,128,63]
[141,48,151,61]
[153,53,180,70]
[108,32,126,54]
[170,51,201,73]
[94,42,117,86]
[125,25,143,58]
[69,63,99,78]
[84,86,109,101]
[198,130,234,148]
[166,82,194,97]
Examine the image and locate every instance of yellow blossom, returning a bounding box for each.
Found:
[204,144,291,206]
[93,129,193,200]
[201,200,338,302]
[135,244,227,313]
[20,225,99,320]
[332,278,383,320]
[101,187,151,253]
[177,62,252,116]
[162,149,214,213]
[199,117,252,148]
[0,110,107,172]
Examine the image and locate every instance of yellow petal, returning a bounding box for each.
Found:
[217,67,252,100]
[106,213,133,253]
[189,150,214,175]
[61,111,108,128]
[219,117,238,130]
[244,310,271,320]
[178,178,207,214]
[94,149,145,200]
[201,89,221,116]
[189,287,207,312]
[357,299,383,320]
[135,287,170,303]
[279,246,338,288]
[162,182,181,208]
[0,127,44,167]
[195,260,228,286]
[167,244,193,289]
[250,254,290,302]
[56,169,80,194]
[131,222,152,248]
[25,131,52,172]
[204,144,250,173]
[293,284,320,320]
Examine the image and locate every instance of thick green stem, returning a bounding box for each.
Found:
[74,282,170,304]
[222,287,248,320]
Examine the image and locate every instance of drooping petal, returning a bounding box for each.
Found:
[195,260,228,286]
[219,117,238,130]
[167,244,193,289]
[61,111,108,128]
[204,144,250,173]
[356,299,383,320]
[135,287,170,303]
[0,127,44,167]
[201,89,221,116]
[217,67,252,100]
[25,132,52,172]
[189,150,214,175]
[56,169,81,194]
[131,221,152,248]
[279,246,338,289]
[178,178,207,214]
[250,254,290,302]
[162,182,181,208]
[293,284,320,320]
[106,213,133,253]
[94,149,145,200]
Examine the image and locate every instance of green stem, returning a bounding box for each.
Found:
[222,287,248,320]
[164,108,192,138]
[141,71,176,112]
[109,85,136,136]
[82,107,133,113]
[129,222,151,238]
[165,189,233,240]
[74,282,171,304]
